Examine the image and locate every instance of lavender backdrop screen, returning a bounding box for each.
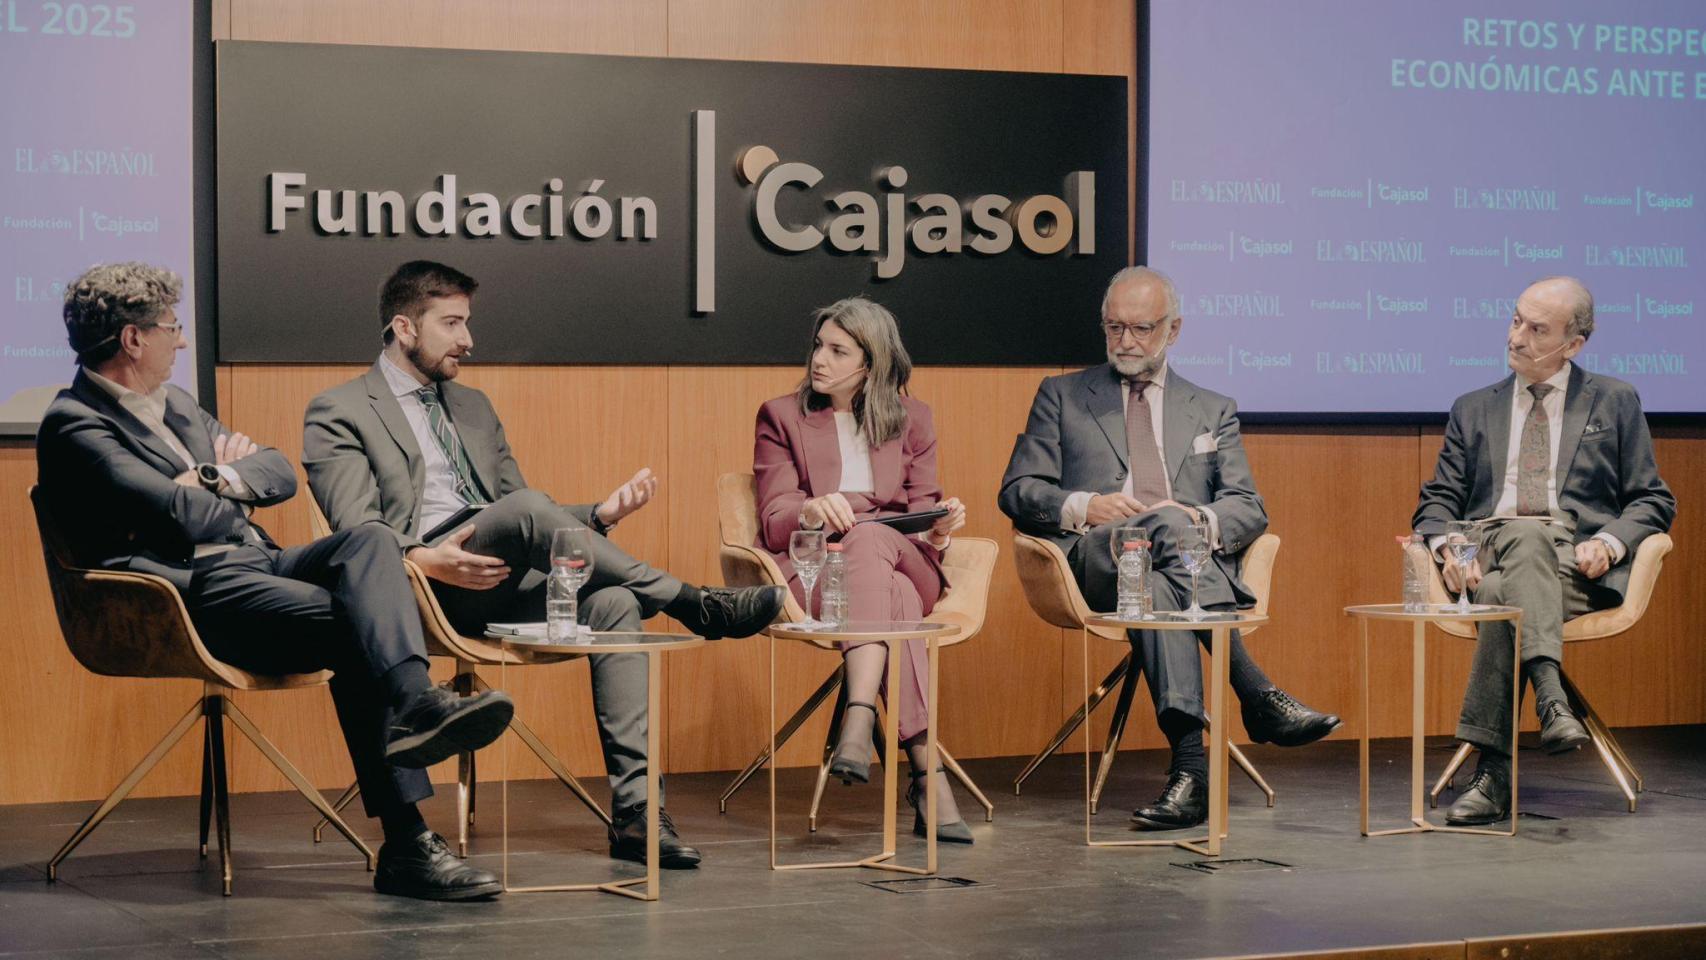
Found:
[1148,0,1704,414]
[0,2,196,432]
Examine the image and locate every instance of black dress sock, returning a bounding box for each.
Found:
[382,657,432,711]
[1525,656,1566,710]
[379,803,428,845]
[1159,710,1208,780]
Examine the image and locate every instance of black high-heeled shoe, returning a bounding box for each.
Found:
[827,702,877,785]
[907,767,973,844]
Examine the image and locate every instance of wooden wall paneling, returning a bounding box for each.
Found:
[662,365,812,776]
[1062,0,1138,259]
[913,367,1070,761]
[229,0,669,56]
[666,0,1065,72]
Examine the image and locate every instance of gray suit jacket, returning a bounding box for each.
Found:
[35,369,296,592]
[302,362,595,551]
[998,363,1267,593]
[1412,365,1675,601]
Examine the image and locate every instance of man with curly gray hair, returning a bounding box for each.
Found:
[37,262,517,902]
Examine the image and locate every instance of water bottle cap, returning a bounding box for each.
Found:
[567,559,587,569]
[827,543,845,552]
[1122,539,1148,551]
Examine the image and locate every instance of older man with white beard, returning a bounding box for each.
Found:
[999,266,1338,831]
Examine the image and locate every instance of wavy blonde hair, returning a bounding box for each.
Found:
[794,296,913,446]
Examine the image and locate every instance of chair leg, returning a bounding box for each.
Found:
[466,671,612,828]
[206,695,234,896]
[1089,663,1141,815]
[48,697,205,883]
[938,743,994,822]
[454,670,475,855]
[1227,741,1276,807]
[1429,741,1475,808]
[1563,671,1644,800]
[198,729,214,858]
[720,665,845,812]
[1014,655,1131,795]
[312,781,361,844]
[222,696,376,871]
[808,684,848,832]
[467,749,478,826]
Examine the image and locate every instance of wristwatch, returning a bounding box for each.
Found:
[589,511,614,536]
[195,462,222,493]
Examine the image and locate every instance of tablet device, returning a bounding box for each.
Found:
[421,503,487,544]
[852,507,949,536]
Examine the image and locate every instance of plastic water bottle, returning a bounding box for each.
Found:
[546,560,583,643]
[819,543,849,627]
[1117,539,1151,620]
[1399,534,1427,613]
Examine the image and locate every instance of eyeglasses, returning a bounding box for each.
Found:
[1101,321,1167,343]
[140,322,183,337]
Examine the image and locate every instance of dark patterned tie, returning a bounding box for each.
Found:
[1515,383,1554,515]
[415,387,489,505]
[1124,379,1169,504]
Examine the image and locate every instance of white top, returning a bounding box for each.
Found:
[834,411,874,493]
[378,352,470,535]
[1058,363,1223,547]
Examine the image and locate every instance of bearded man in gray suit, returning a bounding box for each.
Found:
[1414,276,1674,826]
[1000,266,1338,831]
[303,261,784,869]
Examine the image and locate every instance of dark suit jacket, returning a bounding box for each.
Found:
[1412,365,1675,600]
[752,394,945,591]
[35,369,295,592]
[302,362,596,550]
[997,363,1266,599]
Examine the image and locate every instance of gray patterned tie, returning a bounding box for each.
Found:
[415,387,488,505]
[1124,379,1169,504]
[1515,383,1554,515]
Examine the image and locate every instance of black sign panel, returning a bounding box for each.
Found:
[216,41,1127,364]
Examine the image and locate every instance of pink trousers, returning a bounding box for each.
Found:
[786,523,943,740]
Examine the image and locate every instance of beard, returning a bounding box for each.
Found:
[405,340,459,382]
[1108,347,1164,380]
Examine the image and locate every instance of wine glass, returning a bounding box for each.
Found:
[1445,520,1481,615]
[1179,522,1213,621]
[789,529,828,627]
[549,524,595,639]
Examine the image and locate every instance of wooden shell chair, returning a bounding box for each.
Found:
[30,486,373,896]
[1010,530,1283,814]
[714,472,998,829]
[1414,533,1673,813]
[307,501,609,856]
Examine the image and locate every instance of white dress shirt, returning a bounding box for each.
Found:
[1059,363,1223,546]
[86,368,250,556]
[378,352,470,535]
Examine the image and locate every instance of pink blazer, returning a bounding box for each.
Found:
[752,393,948,593]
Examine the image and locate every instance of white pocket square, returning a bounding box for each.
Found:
[1191,432,1216,455]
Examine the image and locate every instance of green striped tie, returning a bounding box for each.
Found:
[415,387,489,505]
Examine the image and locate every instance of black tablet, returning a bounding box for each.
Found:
[421,503,487,544]
[852,507,949,536]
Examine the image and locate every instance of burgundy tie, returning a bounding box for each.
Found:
[1124,379,1169,504]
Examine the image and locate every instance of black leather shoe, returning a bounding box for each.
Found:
[609,804,702,869]
[1444,765,1511,826]
[676,586,786,640]
[374,831,502,901]
[385,686,514,769]
[1242,689,1341,747]
[1130,771,1208,830]
[1538,700,1590,755]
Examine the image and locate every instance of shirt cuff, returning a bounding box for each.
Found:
[1060,491,1093,533]
[1592,531,1627,564]
[214,464,251,500]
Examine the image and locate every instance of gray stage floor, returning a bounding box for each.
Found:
[3,726,1704,960]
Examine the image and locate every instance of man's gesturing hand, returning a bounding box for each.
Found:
[596,467,658,527]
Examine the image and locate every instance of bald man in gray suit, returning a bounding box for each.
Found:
[1415,276,1674,826]
[1000,267,1338,831]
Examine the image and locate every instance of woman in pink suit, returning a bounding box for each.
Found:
[753,297,971,843]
